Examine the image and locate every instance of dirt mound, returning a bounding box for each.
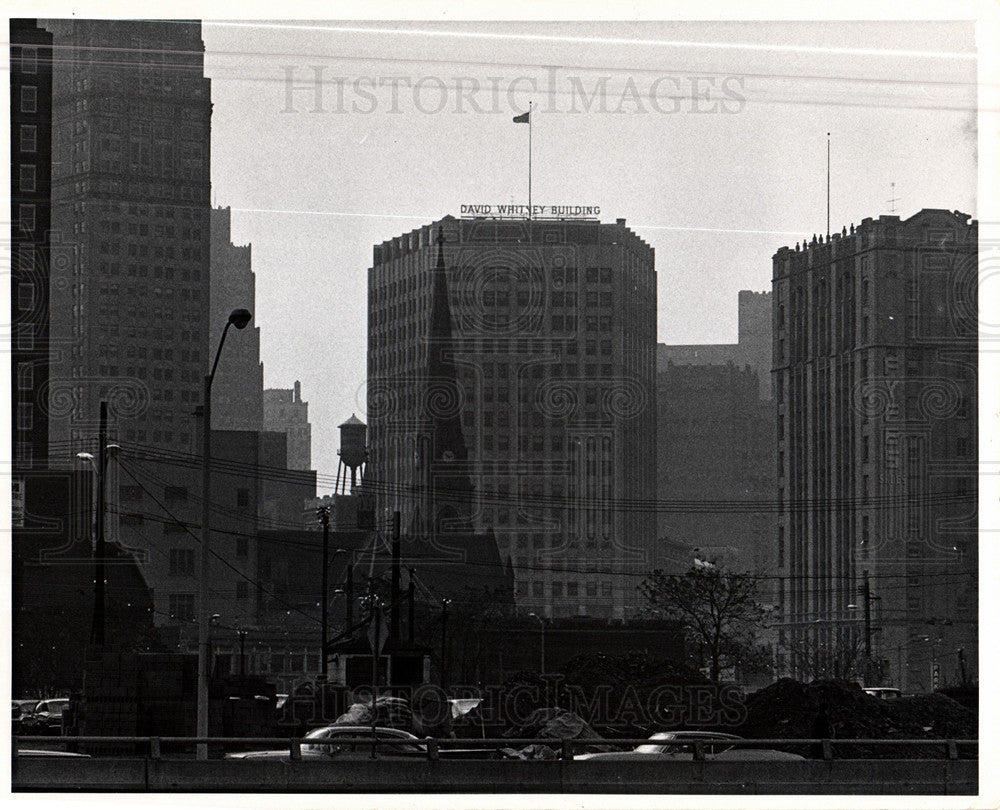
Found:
[502,707,617,758]
[737,679,976,758]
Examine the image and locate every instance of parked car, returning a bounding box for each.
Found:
[864,687,902,702]
[225,726,429,760]
[575,731,803,762]
[24,698,70,734]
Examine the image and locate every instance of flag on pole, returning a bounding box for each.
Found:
[512,111,530,124]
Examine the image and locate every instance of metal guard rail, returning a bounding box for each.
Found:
[12,735,978,761]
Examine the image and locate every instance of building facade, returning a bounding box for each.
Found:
[655,361,774,574]
[656,290,775,575]
[773,210,977,690]
[11,19,54,474]
[210,205,264,432]
[368,215,657,619]
[43,18,213,461]
[263,381,312,472]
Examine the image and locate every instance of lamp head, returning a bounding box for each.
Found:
[76,452,95,461]
[228,308,252,329]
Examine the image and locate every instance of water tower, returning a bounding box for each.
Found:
[335,414,367,494]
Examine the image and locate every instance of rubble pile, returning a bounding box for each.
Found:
[737,679,977,758]
[501,707,615,760]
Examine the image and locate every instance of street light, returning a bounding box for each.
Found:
[528,612,546,675]
[197,307,251,760]
[76,436,121,647]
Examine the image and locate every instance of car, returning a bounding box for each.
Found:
[574,731,804,762]
[225,726,429,760]
[575,731,742,761]
[26,698,70,734]
[864,687,902,701]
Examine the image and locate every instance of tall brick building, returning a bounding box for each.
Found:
[210,206,263,432]
[43,19,213,459]
[11,20,53,474]
[772,210,977,689]
[367,215,657,619]
[263,381,312,473]
[656,291,774,575]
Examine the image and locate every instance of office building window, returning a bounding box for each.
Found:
[19,204,36,232]
[21,85,37,112]
[169,548,195,576]
[169,593,195,621]
[236,537,248,557]
[17,403,33,430]
[20,124,37,152]
[20,165,36,192]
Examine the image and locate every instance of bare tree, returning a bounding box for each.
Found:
[639,563,766,683]
[781,627,867,682]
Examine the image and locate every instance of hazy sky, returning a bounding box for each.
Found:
[201,19,978,479]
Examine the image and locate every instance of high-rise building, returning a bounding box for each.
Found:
[210,206,263,432]
[368,215,657,619]
[658,290,773,399]
[37,20,268,633]
[43,19,212,459]
[263,381,312,472]
[773,210,977,690]
[11,20,53,473]
[655,361,774,574]
[656,291,775,574]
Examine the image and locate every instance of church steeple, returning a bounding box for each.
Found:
[423,225,474,535]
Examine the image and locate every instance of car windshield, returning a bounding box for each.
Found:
[635,733,738,755]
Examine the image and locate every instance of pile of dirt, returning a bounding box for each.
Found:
[333,696,413,730]
[501,707,617,759]
[737,679,976,758]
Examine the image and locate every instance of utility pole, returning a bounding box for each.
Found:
[237,629,247,680]
[317,506,330,678]
[390,511,401,642]
[407,568,416,644]
[93,401,108,646]
[862,569,872,683]
[440,598,451,691]
[346,564,354,628]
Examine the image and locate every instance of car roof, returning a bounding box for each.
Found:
[649,731,742,740]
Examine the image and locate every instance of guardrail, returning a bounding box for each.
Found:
[12,735,979,760]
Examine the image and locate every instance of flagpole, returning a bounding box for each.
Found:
[826,132,830,239]
[528,100,533,220]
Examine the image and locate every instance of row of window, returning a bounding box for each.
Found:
[520,580,615,598]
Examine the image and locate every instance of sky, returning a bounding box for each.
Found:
[200,18,979,480]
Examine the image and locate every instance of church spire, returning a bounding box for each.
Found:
[423,225,474,536]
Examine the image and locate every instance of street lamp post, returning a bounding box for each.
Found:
[75,401,121,648]
[197,308,251,760]
[528,613,545,675]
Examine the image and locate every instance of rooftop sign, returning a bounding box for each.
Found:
[460,204,600,219]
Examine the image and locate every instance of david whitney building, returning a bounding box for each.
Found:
[367,214,657,619]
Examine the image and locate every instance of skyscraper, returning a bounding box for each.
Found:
[43,19,212,460]
[773,210,977,689]
[368,215,657,619]
[263,381,312,472]
[210,205,263,432]
[10,20,54,474]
